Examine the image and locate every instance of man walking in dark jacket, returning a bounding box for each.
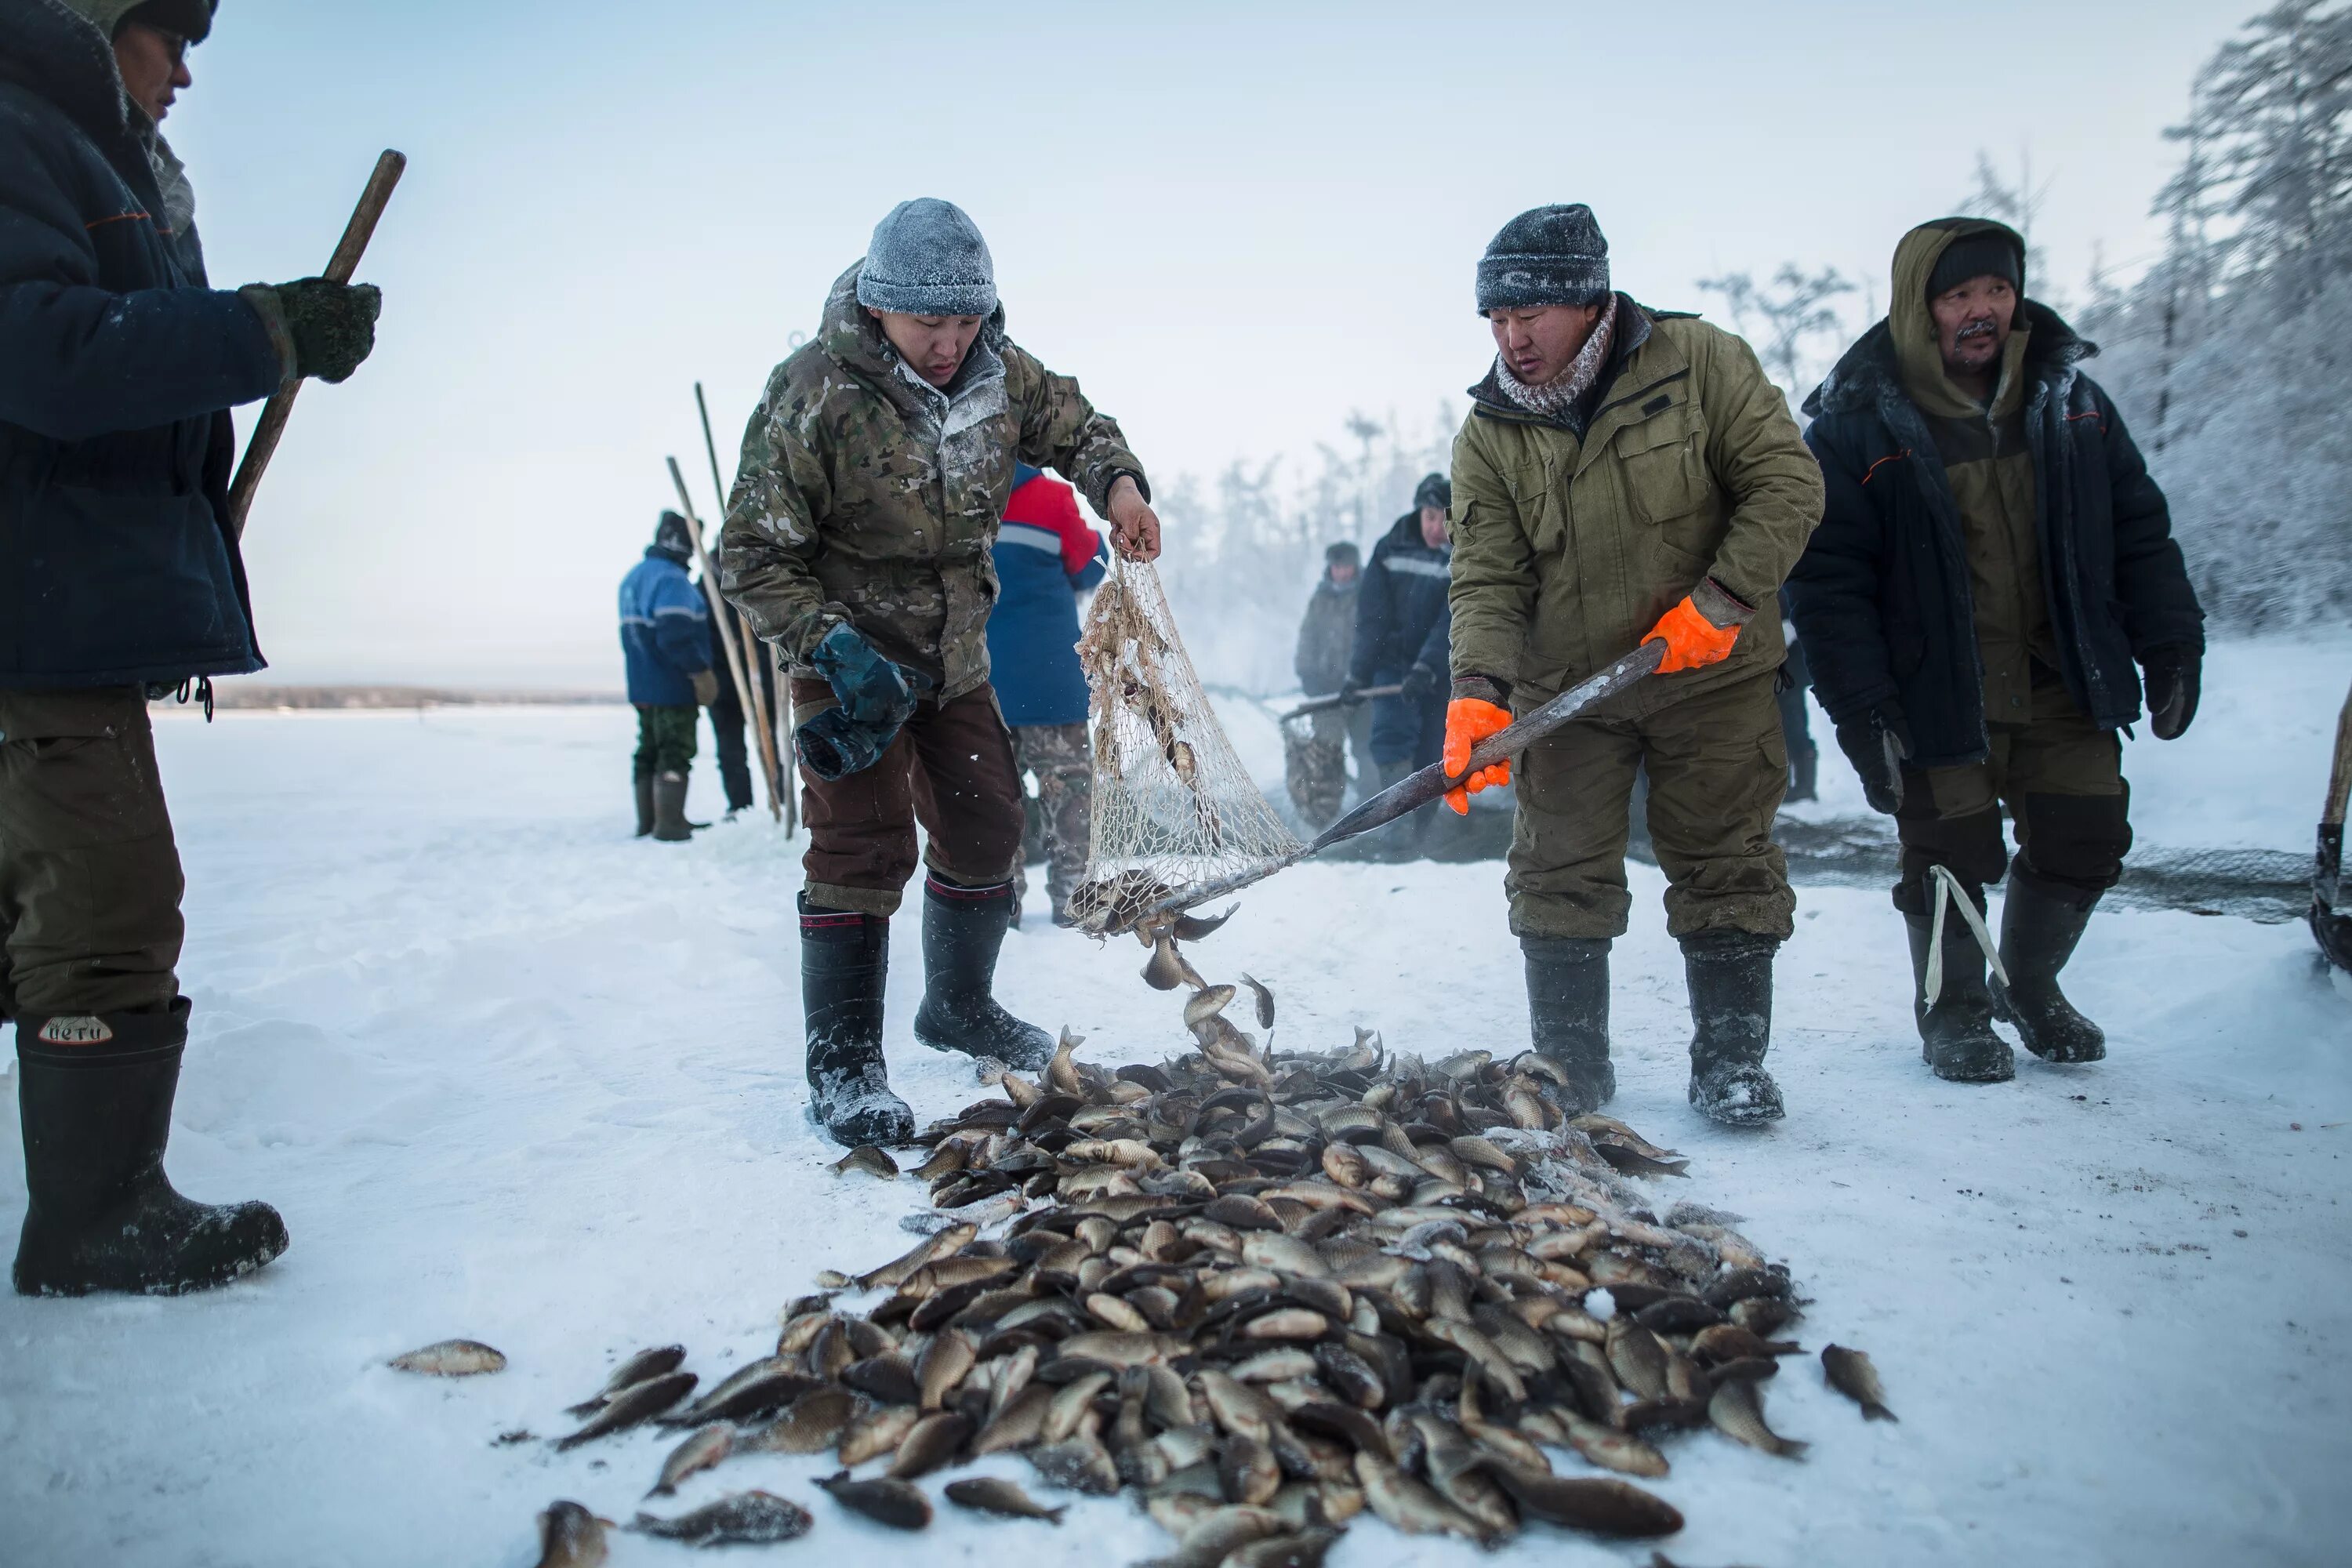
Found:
[0,0,379,1295]
[619,510,719,840]
[1790,218,2204,1084]
[1345,474,1455,852]
[986,465,1105,927]
[1288,541,1371,826]
[704,597,776,818]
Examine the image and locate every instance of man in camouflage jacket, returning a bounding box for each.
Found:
[720,198,1159,1145]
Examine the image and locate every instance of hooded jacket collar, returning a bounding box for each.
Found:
[817,260,1008,424]
[0,0,132,147]
[1805,296,2094,423]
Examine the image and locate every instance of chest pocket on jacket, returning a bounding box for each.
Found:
[1612,403,1709,526]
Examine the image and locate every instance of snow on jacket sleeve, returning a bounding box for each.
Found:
[1690,326,1824,612]
[1003,339,1149,517]
[1445,421,1539,691]
[1787,418,1900,727]
[2094,383,2205,656]
[719,359,840,663]
[0,107,283,441]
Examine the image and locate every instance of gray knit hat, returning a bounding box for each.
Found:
[856,198,997,318]
[1476,204,1610,314]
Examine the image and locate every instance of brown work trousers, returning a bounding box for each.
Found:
[791,679,1025,918]
[1507,668,1793,942]
[0,686,185,1021]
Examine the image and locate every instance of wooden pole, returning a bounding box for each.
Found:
[698,382,793,833]
[227,150,405,539]
[666,457,782,823]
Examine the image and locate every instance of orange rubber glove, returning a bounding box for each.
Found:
[1443,698,1513,815]
[1642,591,1744,673]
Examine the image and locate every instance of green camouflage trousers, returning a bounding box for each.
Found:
[633,704,699,779]
[1011,722,1091,920]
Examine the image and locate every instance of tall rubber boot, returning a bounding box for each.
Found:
[1523,935,1613,1115]
[633,771,655,837]
[1682,931,1787,1126]
[1787,746,1818,804]
[912,876,1054,1071]
[1904,897,2015,1083]
[13,1002,289,1297]
[1993,870,2107,1062]
[651,768,694,842]
[799,895,913,1146]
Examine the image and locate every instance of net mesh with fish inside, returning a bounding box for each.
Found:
[1069,557,1302,935]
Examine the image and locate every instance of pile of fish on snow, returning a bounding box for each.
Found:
[452,960,1895,1564]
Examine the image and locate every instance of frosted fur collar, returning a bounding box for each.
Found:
[1494,306,1617,419]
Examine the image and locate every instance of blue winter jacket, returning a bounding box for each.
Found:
[987,466,1105,727]
[619,547,711,706]
[1348,510,1452,687]
[0,0,289,689]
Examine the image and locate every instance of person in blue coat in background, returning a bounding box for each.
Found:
[987,464,1107,924]
[1342,473,1456,855]
[620,510,717,841]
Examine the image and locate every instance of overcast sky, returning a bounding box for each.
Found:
[166,0,2247,688]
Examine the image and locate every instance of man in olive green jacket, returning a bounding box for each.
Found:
[720,198,1160,1145]
[1443,205,1824,1126]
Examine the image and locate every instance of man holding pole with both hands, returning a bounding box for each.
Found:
[719,198,1160,1147]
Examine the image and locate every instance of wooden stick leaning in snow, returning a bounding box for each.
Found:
[698,382,794,835]
[227,150,406,540]
[666,456,782,824]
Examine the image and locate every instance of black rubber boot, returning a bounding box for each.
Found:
[633,771,655,837]
[1523,935,1614,1115]
[1682,931,1786,1126]
[800,896,914,1146]
[651,768,693,842]
[1993,870,2107,1062]
[1904,898,2015,1083]
[912,876,1054,1071]
[13,1003,289,1297]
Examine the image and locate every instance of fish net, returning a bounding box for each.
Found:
[1069,557,1301,935]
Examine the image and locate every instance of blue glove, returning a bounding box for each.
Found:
[811,622,918,728]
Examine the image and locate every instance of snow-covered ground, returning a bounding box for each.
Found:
[3,642,2348,1567]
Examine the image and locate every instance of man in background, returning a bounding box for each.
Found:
[987,463,1106,927]
[1290,541,1372,826]
[1777,587,1818,803]
[1344,474,1455,854]
[619,510,718,841]
[1,0,379,1294]
[704,605,777,818]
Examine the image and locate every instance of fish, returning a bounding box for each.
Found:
[1558,1410,1670,1479]
[555,1370,697,1450]
[1044,1370,1114,1443]
[741,1386,855,1454]
[1173,906,1236,942]
[887,1411,972,1479]
[1218,1432,1282,1506]
[1185,985,1239,1028]
[565,1345,687,1415]
[629,1490,815,1546]
[1606,1319,1671,1401]
[916,1329,978,1410]
[1145,935,1189,991]
[1351,1452,1483,1541]
[839,1403,922,1466]
[670,1356,822,1426]
[1821,1344,1897,1421]
[817,1468,935,1530]
[1483,1466,1684,1538]
[532,1501,608,1568]
[1239,974,1276,1029]
[843,1353,923,1406]
[1707,1376,1807,1458]
[648,1423,735,1497]
[972,1382,1054,1454]
[834,1144,901,1178]
[390,1339,506,1377]
[1029,1435,1123,1494]
[944,1476,1067,1523]
[1225,1526,1342,1568]
[857,1223,979,1292]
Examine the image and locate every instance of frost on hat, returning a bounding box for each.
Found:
[1476,204,1612,314]
[856,198,998,318]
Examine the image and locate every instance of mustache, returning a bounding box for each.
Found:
[1953,319,2000,344]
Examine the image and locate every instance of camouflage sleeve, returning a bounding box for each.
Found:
[1446,420,1537,692]
[1693,325,1824,611]
[718,364,841,664]
[1001,339,1148,516]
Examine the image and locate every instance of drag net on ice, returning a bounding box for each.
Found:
[1069,557,1301,935]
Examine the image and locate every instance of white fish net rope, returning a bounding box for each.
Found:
[1071,557,1301,934]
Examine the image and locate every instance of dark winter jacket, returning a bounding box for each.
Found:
[1349,511,1451,687]
[704,597,775,717]
[1294,572,1358,696]
[1791,225,2203,768]
[986,464,1105,728]
[619,546,711,707]
[0,0,288,690]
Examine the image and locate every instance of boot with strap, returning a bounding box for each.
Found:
[1904,874,2015,1083]
[799,895,913,1146]
[13,1002,289,1297]
[1523,935,1613,1115]
[1993,869,2107,1062]
[1682,931,1787,1126]
[913,875,1054,1071]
